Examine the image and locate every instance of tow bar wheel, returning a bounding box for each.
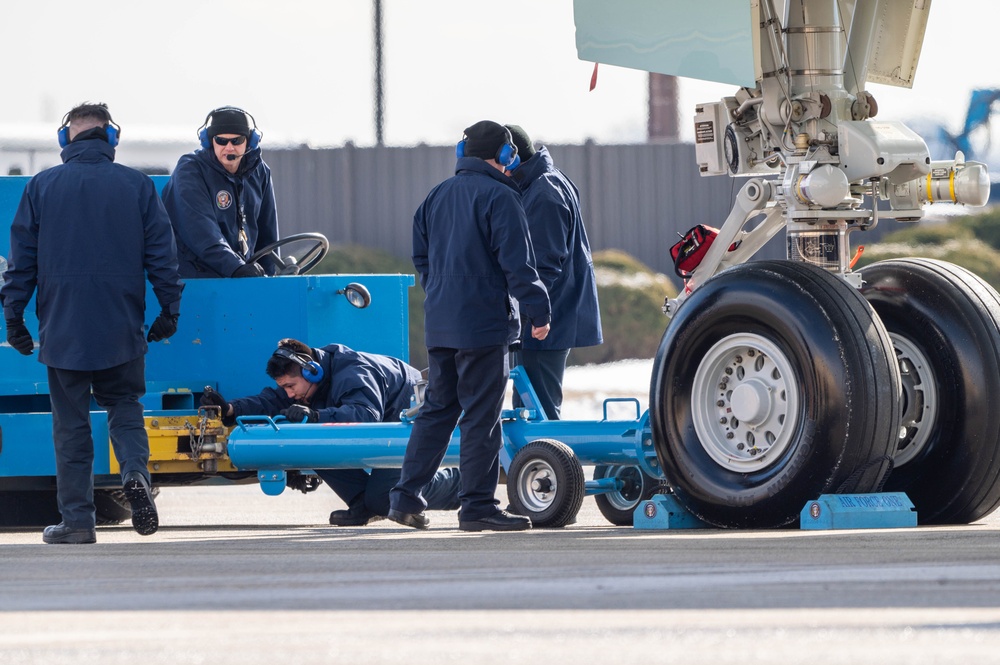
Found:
[507,439,585,528]
[593,464,663,526]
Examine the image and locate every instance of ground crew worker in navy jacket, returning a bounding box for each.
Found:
[200,339,461,525]
[388,120,551,532]
[161,107,280,278]
[2,103,183,544]
[505,125,603,419]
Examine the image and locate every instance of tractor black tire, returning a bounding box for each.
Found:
[860,258,1000,524]
[0,490,61,527]
[651,260,901,528]
[507,439,585,528]
[593,464,663,526]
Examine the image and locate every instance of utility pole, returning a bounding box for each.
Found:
[373,0,385,147]
[648,73,679,142]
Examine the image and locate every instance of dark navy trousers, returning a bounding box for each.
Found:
[511,348,571,420]
[315,466,462,516]
[390,345,508,521]
[47,356,150,529]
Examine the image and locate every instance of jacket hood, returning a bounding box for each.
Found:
[60,138,116,164]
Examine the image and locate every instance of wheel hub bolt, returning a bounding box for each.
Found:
[726,432,735,439]
[532,478,553,493]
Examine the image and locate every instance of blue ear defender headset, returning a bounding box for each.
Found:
[197,106,262,151]
[272,346,325,384]
[455,125,519,169]
[57,106,120,148]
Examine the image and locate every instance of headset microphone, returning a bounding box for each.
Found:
[226,154,239,161]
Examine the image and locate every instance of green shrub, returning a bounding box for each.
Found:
[854,222,1000,290]
[568,250,677,366]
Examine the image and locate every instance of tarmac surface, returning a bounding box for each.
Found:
[1,481,999,665]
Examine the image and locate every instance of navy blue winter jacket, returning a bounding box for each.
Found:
[1,139,183,371]
[229,344,421,423]
[414,157,550,349]
[512,147,602,351]
[161,147,279,278]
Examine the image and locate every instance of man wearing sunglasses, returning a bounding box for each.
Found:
[161,106,280,278]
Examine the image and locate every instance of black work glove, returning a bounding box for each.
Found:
[5,318,34,355]
[200,387,235,426]
[281,404,319,423]
[232,262,266,278]
[147,310,179,342]
[200,387,229,410]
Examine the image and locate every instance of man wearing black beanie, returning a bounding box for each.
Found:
[504,124,603,420]
[162,106,280,279]
[388,120,552,532]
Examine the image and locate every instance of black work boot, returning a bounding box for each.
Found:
[42,523,97,544]
[122,471,159,536]
[328,504,385,526]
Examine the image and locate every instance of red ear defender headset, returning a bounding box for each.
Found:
[456,125,520,169]
[57,106,120,148]
[272,346,325,383]
[197,106,262,151]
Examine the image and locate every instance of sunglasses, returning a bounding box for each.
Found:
[213,135,247,146]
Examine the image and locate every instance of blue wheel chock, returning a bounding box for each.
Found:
[799,492,917,530]
[633,494,709,530]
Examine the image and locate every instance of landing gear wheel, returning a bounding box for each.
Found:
[248,232,329,275]
[506,439,585,528]
[860,258,1000,524]
[593,464,663,526]
[651,260,901,528]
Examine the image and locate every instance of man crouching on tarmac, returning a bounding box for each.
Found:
[201,338,461,525]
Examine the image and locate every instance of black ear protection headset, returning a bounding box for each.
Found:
[272,346,325,384]
[57,105,120,148]
[198,106,262,151]
[456,125,519,169]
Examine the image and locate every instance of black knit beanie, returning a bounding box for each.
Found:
[462,120,509,161]
[207,108,251,138]
[505,125,536,162]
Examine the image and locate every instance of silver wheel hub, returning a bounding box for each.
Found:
[890,332,938,467]
[691,333,800,472]
[516,460,558,512]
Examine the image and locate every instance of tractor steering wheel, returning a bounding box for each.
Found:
[248,232,330,276]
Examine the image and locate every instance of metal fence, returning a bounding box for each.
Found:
[266,142,896,281]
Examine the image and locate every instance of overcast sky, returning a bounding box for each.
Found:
[0,1,996,151]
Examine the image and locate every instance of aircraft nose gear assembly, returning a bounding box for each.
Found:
[576,0,1000,528]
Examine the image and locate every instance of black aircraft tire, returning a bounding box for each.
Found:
[507,439,585,528]
[860,258,1000,524]
[651,260,901,528]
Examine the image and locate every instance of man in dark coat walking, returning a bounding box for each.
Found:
[2,102,183,544]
